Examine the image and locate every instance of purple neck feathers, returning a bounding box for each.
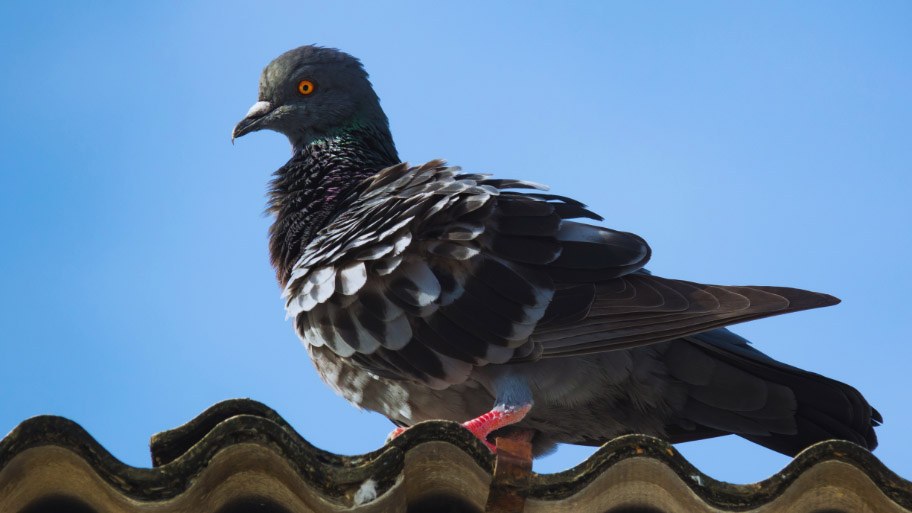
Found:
[267,125,399,285]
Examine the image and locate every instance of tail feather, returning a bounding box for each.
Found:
[667,329,878,456]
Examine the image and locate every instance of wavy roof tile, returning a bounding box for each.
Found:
[1,399,909,513]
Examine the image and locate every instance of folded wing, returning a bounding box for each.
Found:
[283,160,839,389]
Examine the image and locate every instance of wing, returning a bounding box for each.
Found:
[283,160,648,388]
[533,273,839,357]
[284,160,837,389]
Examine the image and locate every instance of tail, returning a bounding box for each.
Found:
[664,328,880,456]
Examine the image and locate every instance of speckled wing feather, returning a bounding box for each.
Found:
[283,160,837,388]
[282,159,586,388]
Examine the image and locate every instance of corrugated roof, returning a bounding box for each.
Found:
[1,398,909,512]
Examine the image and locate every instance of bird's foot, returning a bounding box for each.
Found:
[462,404,532,452]
[386,426,408,443]
[385,404,532,452]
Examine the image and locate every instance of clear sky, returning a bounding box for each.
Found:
[1,1,910,483]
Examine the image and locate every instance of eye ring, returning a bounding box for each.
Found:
[297,80,315,95]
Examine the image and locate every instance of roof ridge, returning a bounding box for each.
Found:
[1,399,909,511]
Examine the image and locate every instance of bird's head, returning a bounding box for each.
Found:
[232,46,390,150]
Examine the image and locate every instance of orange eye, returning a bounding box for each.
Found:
[297,80,315,95]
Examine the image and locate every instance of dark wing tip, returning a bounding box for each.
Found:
[821,293,841,307]
[772,288,841,311]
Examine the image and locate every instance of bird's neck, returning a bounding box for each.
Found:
[267,122,400,286]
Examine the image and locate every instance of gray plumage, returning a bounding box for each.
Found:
[233,45,880,457]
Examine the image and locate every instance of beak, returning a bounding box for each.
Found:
[232,101,275,143]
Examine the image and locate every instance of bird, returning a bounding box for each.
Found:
[232,45,880,457]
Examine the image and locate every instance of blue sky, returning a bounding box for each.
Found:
[1,1,910,483]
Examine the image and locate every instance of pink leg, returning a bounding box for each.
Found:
[462,404,532,452]
[386,404,532,452]
[387,426,408,442]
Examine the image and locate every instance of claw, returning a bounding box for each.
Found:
[461,404,532,452]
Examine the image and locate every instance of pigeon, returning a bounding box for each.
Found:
[232,45,880,456]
